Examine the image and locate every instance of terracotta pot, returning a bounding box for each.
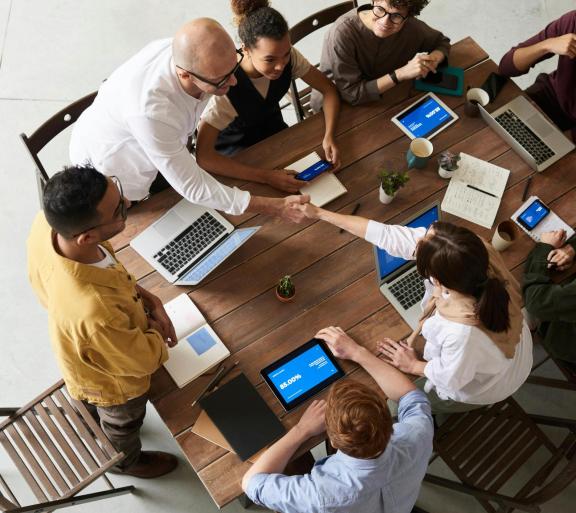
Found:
[275,287,295,302]
[379,187,396,204]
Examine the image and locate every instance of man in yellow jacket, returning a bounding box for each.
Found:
[27,165,178,478]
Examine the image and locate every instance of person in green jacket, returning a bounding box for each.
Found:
[523,229,576,368]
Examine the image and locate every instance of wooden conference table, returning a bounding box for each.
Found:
[111,38,576,508]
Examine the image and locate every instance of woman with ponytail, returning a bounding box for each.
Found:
[305,206,533,413]
[196,0,341,193]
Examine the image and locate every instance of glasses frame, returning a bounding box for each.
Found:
[71,176,127,237]
[371,3,408,25]
[176,49,244,89]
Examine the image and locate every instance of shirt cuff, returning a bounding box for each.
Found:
[364,220,385,246]
[229,188,252,215]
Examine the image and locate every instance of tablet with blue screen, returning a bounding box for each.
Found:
[391,92,459,140]
[261,339,345,411]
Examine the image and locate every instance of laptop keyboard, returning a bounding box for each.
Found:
[153,212,227,275]
[494,110,555,165]
[389,269,426,310]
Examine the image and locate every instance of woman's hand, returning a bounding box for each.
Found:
[377,338,420,374]
[322,136,341,170]
[548,244,576,271]
[540,229,567,248]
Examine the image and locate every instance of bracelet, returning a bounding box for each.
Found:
[389,70,399,85]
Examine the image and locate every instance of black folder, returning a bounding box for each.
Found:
[199,373,286,461]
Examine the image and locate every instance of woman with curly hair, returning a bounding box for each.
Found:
[311,0,450,109]
[196,0,341,193]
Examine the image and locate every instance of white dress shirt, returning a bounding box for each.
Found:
[69,39,251,215]
[365,220,533,404]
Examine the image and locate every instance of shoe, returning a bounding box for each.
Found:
[109,451,178,479]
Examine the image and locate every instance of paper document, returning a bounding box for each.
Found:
[511,196,575,242]
[163,294,230,388]
[288,152,347,207]
[441,153,510,228]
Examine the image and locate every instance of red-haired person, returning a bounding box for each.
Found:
[242,329,433,513]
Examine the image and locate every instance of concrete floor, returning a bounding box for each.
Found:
[1,1,575,512]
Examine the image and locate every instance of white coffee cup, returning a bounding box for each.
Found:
[465,88,490,117]
[491,220,518,251]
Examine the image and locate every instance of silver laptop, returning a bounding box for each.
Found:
[130,200,260,285]
[374,202,440,330]
[479,95,574,172]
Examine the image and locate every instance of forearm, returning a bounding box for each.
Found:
[512,40,551,73]
[315,208,368,238]
[197,149,270,185]
[321,87,340,140]
[354,347,416,402]
[376,72,397,94]
[242,426,307,490]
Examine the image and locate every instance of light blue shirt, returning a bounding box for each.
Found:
[246,389,433,513]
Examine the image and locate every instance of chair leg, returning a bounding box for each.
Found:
[236,493,253,509]
[8,486,135,513]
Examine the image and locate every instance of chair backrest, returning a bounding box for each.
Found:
[288,1,357,121]
[19,91,97,202]
[0,380,124,510]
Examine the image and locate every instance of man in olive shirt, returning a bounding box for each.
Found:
[311,0,450,109]
[27,165,178,478]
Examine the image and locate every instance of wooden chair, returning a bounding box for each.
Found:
[288,1,358,122]
[527,340,576,391]
[424,397,576,513]
[0,380,134,512]
[20,91,97,204]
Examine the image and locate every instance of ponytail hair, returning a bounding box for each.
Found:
[416,221,511,332]
[231,0,288,48]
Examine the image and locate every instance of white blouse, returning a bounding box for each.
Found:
[365,220,533,404]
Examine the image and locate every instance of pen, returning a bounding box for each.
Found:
[340,203,361,233]
[467,184,497,198]
[522,176,532,202]
[191,361,239,408]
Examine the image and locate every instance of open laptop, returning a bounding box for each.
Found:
[374,202,440,330]
[479,95,574,172]
[130,200,260,285]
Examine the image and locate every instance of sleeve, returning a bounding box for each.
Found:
[498,12,573,77]
[364,220,426,259]
[245,472,323,513]
[290,47,312,79]
[126,115,251,215]
[396,389,434,438]
[81,316,168,378]
[200,95,238,132]
[325,25,380,105]
[522,242,576,322]
[423,332,478,394]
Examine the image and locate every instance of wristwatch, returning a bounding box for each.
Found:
[389,70,400,85]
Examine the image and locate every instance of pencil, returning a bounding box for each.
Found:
[191,361,239,408]
[522,176,533,202]
[340,203,360,233]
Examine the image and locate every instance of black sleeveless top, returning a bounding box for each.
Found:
[215,60,293,155]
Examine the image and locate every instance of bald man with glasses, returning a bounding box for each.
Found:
[70,18,308,222]
[311,0,450,110]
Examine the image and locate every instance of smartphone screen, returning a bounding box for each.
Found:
[517,199,550,231]
[422,71,459,91]
[295,160,331,181]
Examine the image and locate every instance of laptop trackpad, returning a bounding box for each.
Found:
[154,211,187,239]
[527,114,553,138]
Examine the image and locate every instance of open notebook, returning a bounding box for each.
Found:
[441,153,510,228]
[163,294,230,388]
[288,152,347,207]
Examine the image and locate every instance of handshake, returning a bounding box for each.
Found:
[264,194,322,224]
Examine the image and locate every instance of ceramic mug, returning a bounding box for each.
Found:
[491,220,518,251]
[406,138,433,169]
[465,87,490,117]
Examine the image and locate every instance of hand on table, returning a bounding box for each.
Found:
[541,229,567,248]
[315,326,362,362]
[548,244,576,271]
[322,137,341,170]
[546,33,576,58]
[267,169,303,193]
[377,338,419,374]
[294,400,326,439]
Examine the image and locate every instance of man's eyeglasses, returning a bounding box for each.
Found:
[371,3,408,25]
[176,49,244,89]
[72,176,127,237]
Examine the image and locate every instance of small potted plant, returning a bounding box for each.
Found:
[437,151,460,179]
[378,170,409,204]
[276,275,295,302]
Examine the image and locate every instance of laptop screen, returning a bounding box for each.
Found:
[376,204,440,281]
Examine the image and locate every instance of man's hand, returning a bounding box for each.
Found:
[278,194,311,223]
[397,53,438,81]
[295,202,321,220]
[315,326,362,362]
[546,33,576,58]
[294,400,326,439]
[266,169,303,193]
[322,137,341,170]
[548,244,576,271]
[377,338,419,374]
[541,229,567,248]
[138,285,177,347]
